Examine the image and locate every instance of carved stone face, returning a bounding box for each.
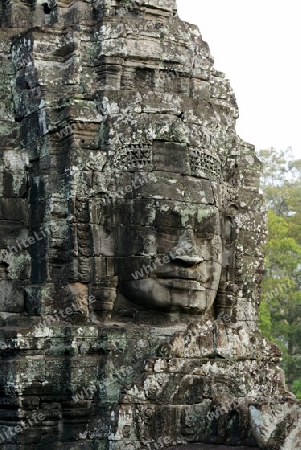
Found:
[113,143,223,314]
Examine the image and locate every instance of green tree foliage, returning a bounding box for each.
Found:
[258,148,301,395]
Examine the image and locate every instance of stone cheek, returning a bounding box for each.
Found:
[0,1,300,450]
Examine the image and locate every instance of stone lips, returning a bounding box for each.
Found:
[0,1,300,449]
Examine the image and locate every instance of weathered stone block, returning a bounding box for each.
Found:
[0,280,24,313]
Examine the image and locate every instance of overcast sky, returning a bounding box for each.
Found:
[177,0,301,159]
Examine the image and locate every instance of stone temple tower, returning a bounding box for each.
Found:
[0,1,300,449]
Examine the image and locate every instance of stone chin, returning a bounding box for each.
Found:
[121,278,217,313]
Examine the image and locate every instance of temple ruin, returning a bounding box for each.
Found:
[0,1,300,448]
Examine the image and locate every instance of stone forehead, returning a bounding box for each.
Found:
[109,143,223,182]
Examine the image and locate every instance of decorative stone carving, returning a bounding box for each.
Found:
[0,1,300,449]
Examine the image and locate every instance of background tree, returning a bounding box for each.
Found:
[258,147,301,396]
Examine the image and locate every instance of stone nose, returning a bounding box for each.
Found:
[171,229,203,266]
